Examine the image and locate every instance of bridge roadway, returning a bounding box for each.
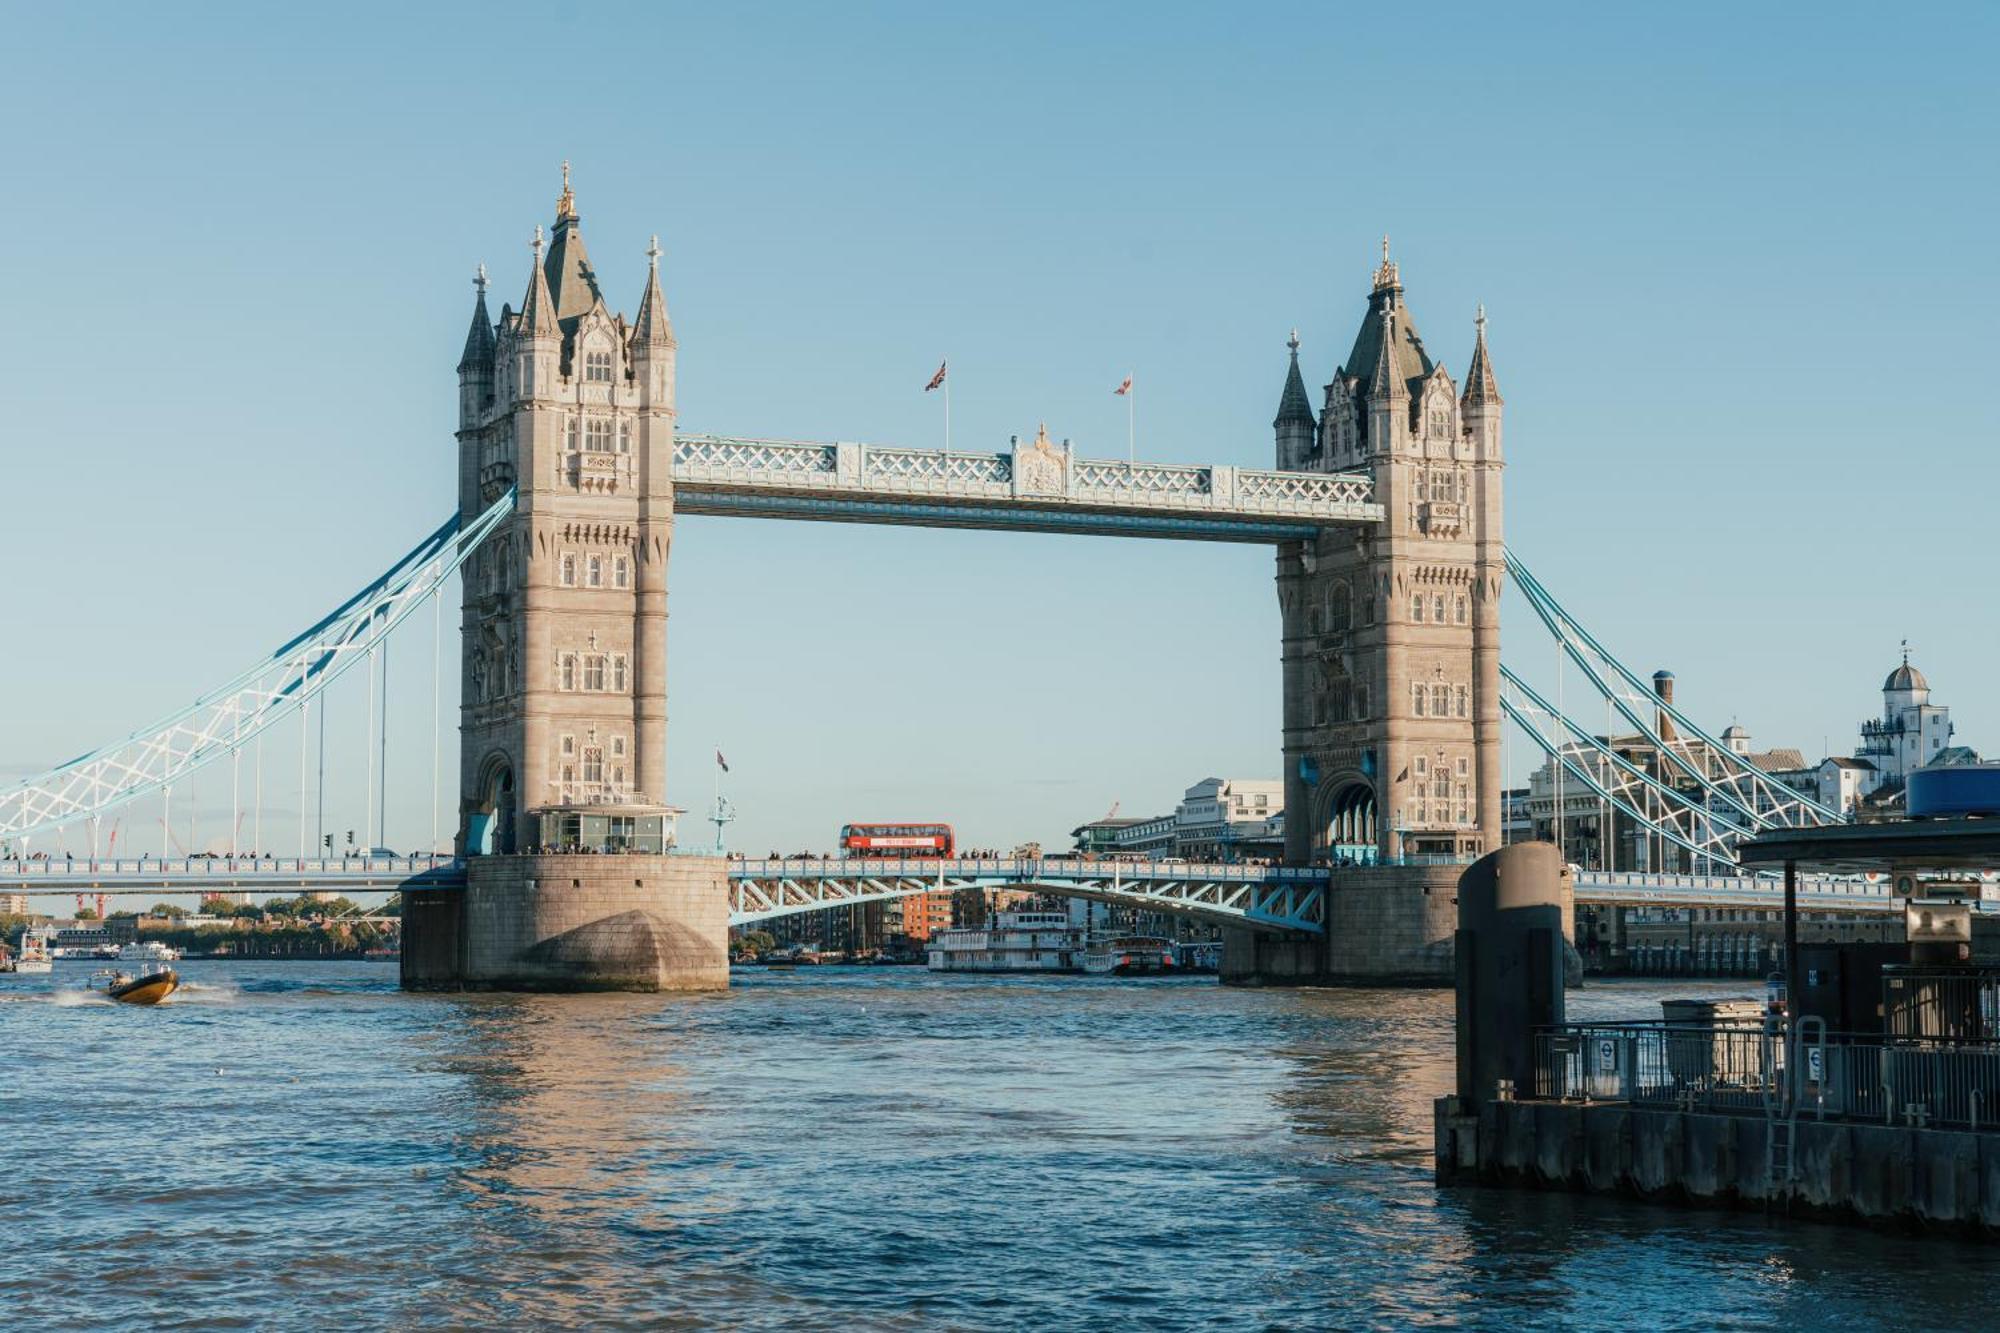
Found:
[670,435,1382,542]
[3,856,1957,926]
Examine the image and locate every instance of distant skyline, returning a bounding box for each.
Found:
[0,2,1994,859]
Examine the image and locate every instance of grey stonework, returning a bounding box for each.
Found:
[1276,250,1504,869]
[405,854,730,992]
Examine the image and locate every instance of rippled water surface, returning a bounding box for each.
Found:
[3,962,1994,1330]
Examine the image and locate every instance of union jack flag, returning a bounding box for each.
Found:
[924,360,947,392]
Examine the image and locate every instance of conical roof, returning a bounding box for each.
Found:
[457,268,496,373]
[1273,331,1314,430]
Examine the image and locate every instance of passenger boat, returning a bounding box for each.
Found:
[88,967,181,1005]
[927,909,1080,973]
[11,929,54,975]
[1081,935,1177,976]
[117,940,181,963]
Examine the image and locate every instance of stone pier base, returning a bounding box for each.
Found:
[1222,863,1574,987]
[402,853,730,992]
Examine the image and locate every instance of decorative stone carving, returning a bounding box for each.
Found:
[1013,423,1068,497]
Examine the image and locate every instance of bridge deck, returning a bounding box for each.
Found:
[671,435,1381,542]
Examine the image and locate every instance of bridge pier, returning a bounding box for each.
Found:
[402,854,730,992]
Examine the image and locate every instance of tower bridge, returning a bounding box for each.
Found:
[0,177,1853,990]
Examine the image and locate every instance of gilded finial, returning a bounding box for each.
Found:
[647,234,661,271]
[556,161,576,221]
[1372,234,1400,291]
[1287,328,1301,354]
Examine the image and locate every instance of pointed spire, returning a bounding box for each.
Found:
[632,234,674,349]
[1369,304,1408,402]
[457,263,496,372]
[556,159,576,221]
[519,225,557,338]
[1462,303,1502,406]
[1273,328,1314,430]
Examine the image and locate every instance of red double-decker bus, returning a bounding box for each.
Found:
[840,823,955,857]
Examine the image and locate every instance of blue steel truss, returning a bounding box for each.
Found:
[724,858,1328,933]
[0,491,517,845]
[673,492,1328,543]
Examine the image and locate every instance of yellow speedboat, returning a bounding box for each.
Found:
[90,968,181,1005]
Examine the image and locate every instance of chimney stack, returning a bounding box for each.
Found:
[1652,670,1678,744]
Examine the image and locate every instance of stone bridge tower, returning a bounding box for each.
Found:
[452,168,678,856]
[1274,243,1504,868]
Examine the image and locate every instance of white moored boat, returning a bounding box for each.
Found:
[927,909,1080,973]
[11,929,54,975]
[1081,935,1177,976]
[117,940,181,964]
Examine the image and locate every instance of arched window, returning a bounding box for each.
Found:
[584,655,606,691]
[618,421,632,454]
[586,419,613,453]
[1432,683,1449,715]
[586,555,603,587]
[1413,684,1426,717]
[565,417,579,452]
[1433,594,1447,623]
[585,349,613,383]
[559,654,577,691]
[582,746,604,784]
[559,553,577,586]
[1456,685,1468,718]
[612,654,628,692]
[1329,582,1352,634]
[1411,596,1424,623]
[613,556,631,588]
[1454,595,1468,625]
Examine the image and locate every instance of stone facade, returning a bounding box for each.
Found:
[454,170,678,854]
[404,854,729,991]
[1274,245,1504,866]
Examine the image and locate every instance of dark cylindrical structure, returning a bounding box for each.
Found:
[1454,842,1570,1104]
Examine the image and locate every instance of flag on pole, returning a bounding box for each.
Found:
[715,749,730,773]
[1114,374,1133,396]
[924,360,948,392]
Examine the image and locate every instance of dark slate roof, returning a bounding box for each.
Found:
[1273,342,1315,430]
[1344,293,1433,402]
[457,286,495,373]
[1463,310,1501,406]
[517,241,558,339]
[1824,756,1877,770]
[632,248,673,349]
[542,213,605,337]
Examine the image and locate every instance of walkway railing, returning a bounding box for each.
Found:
[1533,1020,2000,1132]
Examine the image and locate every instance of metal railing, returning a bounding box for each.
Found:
[1534,1020,2000,1131]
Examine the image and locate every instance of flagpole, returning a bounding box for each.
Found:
[945,370,952,452]
[1127,373,1135,465]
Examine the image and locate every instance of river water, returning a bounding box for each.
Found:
[2,962,1993,1330]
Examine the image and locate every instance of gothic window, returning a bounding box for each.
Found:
[1434,772,1450,800]
[1432,683,1449,714]
[1411,596,1424,623]
[1454,595,1468,625]
[1314,696,1328,727]
[618,421,632,454]
[561,764,575,789]
[582,746,604,784]
[1329,582,1352,634]
[561,734,575,757]
[586,349,613,383]
[612,654,628,692]
[1415,756,1428,776]
[1433,594,1446,623]
[1356,684,1369,718]
[1456,756,1470,777]
[613,556,631,589]
[612,766,625,789]
[1456,685,1468,718]
[1363,596,1376,626]
[559,654,577,691]
[584,655,606,691]
[586,418,613,453]
[611,736,627,758]
[565,417,579,452]
[586,555,603,588]
[559,553,577,586]
[1413,684,1426,717]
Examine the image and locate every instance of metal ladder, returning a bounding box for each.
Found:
[1763,1015,1825,1210]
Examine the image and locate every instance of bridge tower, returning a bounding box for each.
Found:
[408,171,725,993]
[453,168,678,856]
[1275,244,1504,868]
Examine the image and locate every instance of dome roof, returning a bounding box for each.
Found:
[1884,662,1929,692]
[1719,724,1748,739]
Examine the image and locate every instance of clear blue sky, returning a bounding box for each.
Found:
[1,2,1994,857]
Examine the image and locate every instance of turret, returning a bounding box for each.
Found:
[1273,329,1316,471]
[509,225,560,401]
[457,264,496,427]
[1460,303,1503,461]
[629,235,676,410]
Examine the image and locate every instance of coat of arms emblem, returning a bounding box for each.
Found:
[1014,423,1067,496]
